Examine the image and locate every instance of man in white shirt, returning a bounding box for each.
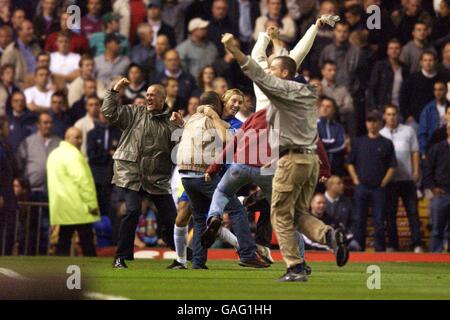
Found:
[24,67,54,113]
[380,104,423,253]
[74,96,100,156]
[50,31,81,84]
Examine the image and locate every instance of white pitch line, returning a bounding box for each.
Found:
[0,267,129,300]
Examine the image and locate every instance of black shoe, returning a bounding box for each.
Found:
[277,267,308,282]
[186,247,193,261]
[167,260,187,269]
[192,264,208,270]
[112,257,128,269]
[327,228,349,267]
[201,216,222,248]
[239,256,270,268]
[304,263,312,275]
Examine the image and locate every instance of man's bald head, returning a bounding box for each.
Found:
[65,127,83,150]
[146,84,166,113]
[326,175,344,197]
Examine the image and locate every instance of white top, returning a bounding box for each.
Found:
[24,86,54,109]
[74,115,95,157]
[391,67,403,107]
[50,52,81,76]
[436,103,446,126]
[380,124,419,182]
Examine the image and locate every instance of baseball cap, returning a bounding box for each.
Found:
[102,12,122,23]
[147,0,162,8]
[188,18,209,33]
[104,33,122,45]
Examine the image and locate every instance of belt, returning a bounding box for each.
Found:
[280,148,317,158]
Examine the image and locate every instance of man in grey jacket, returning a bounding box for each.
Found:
[222,32,348,282]
[102,77,183,268]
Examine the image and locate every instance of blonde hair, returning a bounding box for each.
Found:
[222,88,244,104]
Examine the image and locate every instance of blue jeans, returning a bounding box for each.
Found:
[181,174,256,267]
[430,192,450,252]
[354,184,386,251]
[385,181,422,249]
[208,163,306,259]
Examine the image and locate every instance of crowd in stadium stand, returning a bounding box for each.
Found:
[0,0,449,257]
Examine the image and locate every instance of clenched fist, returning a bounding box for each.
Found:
[113,77,130,91]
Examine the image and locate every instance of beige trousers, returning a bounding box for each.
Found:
[270,152,331,268]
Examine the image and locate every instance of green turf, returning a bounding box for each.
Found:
[0,256,449,299]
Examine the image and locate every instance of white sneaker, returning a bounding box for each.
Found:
[414,246,424,253]
[256,244,274,264]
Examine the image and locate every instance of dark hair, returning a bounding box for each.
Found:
[161,76,178,88]
[366,110,382,122]
[272,56,297,79]
[335,21,350,30]
[320,95,337,110]
[0,64,14,76]
[127,63,144,75]
[433,80,447,90]
[346,4,363,17]
[414,21,427,29]
[387,38,401,46]
[197,65,216,90]
[199,91,223,115]
[446,104,450,113]
[321,59,336,69]
[34,66,49,75]
[420,50,437,60]
[79,54,94,67]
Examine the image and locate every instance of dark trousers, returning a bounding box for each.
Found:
[0,206,15,255]
[56,223,96,256]
[354,184,386,251]
[248,198,272,248]
[430,192,450,252]
[385,181,422,249]
[96,183,112,216]
[182,175,256,268]
[115,188,176,259]
[25,191,49,255]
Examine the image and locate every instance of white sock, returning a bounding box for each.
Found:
[218,227,239,250]
[174,225,188,264]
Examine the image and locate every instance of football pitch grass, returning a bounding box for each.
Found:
[0,256,449,300]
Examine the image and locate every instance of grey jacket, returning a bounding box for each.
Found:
[240,57,318,151]
[101,90,178,194]
[17,132,61,192]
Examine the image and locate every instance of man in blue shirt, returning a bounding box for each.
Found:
[347,110,397,251]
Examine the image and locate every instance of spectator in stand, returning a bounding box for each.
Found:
[49,32,81,87]
[345,4,365,32]
[162,77,187,114]
[0,25,13,60]
[48,91,70,139]
[146,0,176,48]
[147,34,171,76]
[89,12,129,57]
[427,104,450,153]
[176,18,218,83]
[10,8,26,34]
[317,96,346,177]
[380,104,422,253]
[438,42,450,101]
[36,52,50,69]
[432,0,450,43]
[44,12,90,55]
[400,51,446,129]
[6,91,37,152]
[150,49,197,100]
[16,112,61,255]
[253,0,296,44]
[368,39,409,112]
[94,33,131,88]
[207,0,238,58]
[347,110,397,251]
[418,81,450,155]
[391,0,433,46]
[87,112,121,218]
[0,64,19,116]
[32,0,59,47]
[74,96,100,157]
[68,55,106,108]
[193,65,216,96]
[399,22,437,74]
[161,0,194,44]
[320,60,354,137]
[24,67,54,113]
[131,23,155,69]
[324,176,353,231]
[319,21,367,134]
[133,95,146,106]
[81,0,103,40]
[1,20,41,88]
[0,115,16,255]
[123,64,147,104]
[212,77,229,97]
[113,0,147,46]
[47,127,100,256]
[423,122,450,252]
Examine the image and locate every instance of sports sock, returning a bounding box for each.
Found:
[218,227,239,250]
[174,225,188,264]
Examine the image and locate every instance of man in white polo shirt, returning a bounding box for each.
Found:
[380,104,423,253]
[24,66,54,113]
[50,31,81,84]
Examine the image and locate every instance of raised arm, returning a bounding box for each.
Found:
[101,77,135,131]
